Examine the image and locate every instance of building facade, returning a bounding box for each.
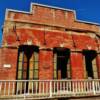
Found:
[0,3,100,81]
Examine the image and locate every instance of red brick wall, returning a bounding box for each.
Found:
[6,4,99,33]
[6,5,75,29]
[0,48,18,80]
[0,49,2,70]
[1,28,99,80]
[72,34,97,50]
[71,52,84,79]
[0,3,99,80]
[39,50,53,80]
[3,28,98,51]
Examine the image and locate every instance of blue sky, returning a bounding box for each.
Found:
[0,0,100,45]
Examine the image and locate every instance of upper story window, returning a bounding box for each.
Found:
[83,50,98,79]
[17,45,39,80]
[53,48,71,79]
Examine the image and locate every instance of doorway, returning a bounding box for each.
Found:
[83,50,98,79]
[53,48,71,79]
[16,45,39,93]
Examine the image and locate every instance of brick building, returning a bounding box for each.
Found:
[0,3,100,99]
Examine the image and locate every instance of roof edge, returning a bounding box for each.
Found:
[5,2,100,26]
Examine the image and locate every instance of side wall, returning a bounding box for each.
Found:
[0,48,18,80]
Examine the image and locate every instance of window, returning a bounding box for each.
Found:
[92,58,98,79]
[53,48,71,79]
[83,50,98,79]
[83,55,87,79]
[17,46,39,80]
[32,52,39,79]
[67,58,71,79]
[16,46,39,93]
[17,51,24,80]
[53,53,57,79]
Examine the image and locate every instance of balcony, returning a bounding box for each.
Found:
[0,79,100,99]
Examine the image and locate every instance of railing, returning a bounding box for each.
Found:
[0,79,100,99]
